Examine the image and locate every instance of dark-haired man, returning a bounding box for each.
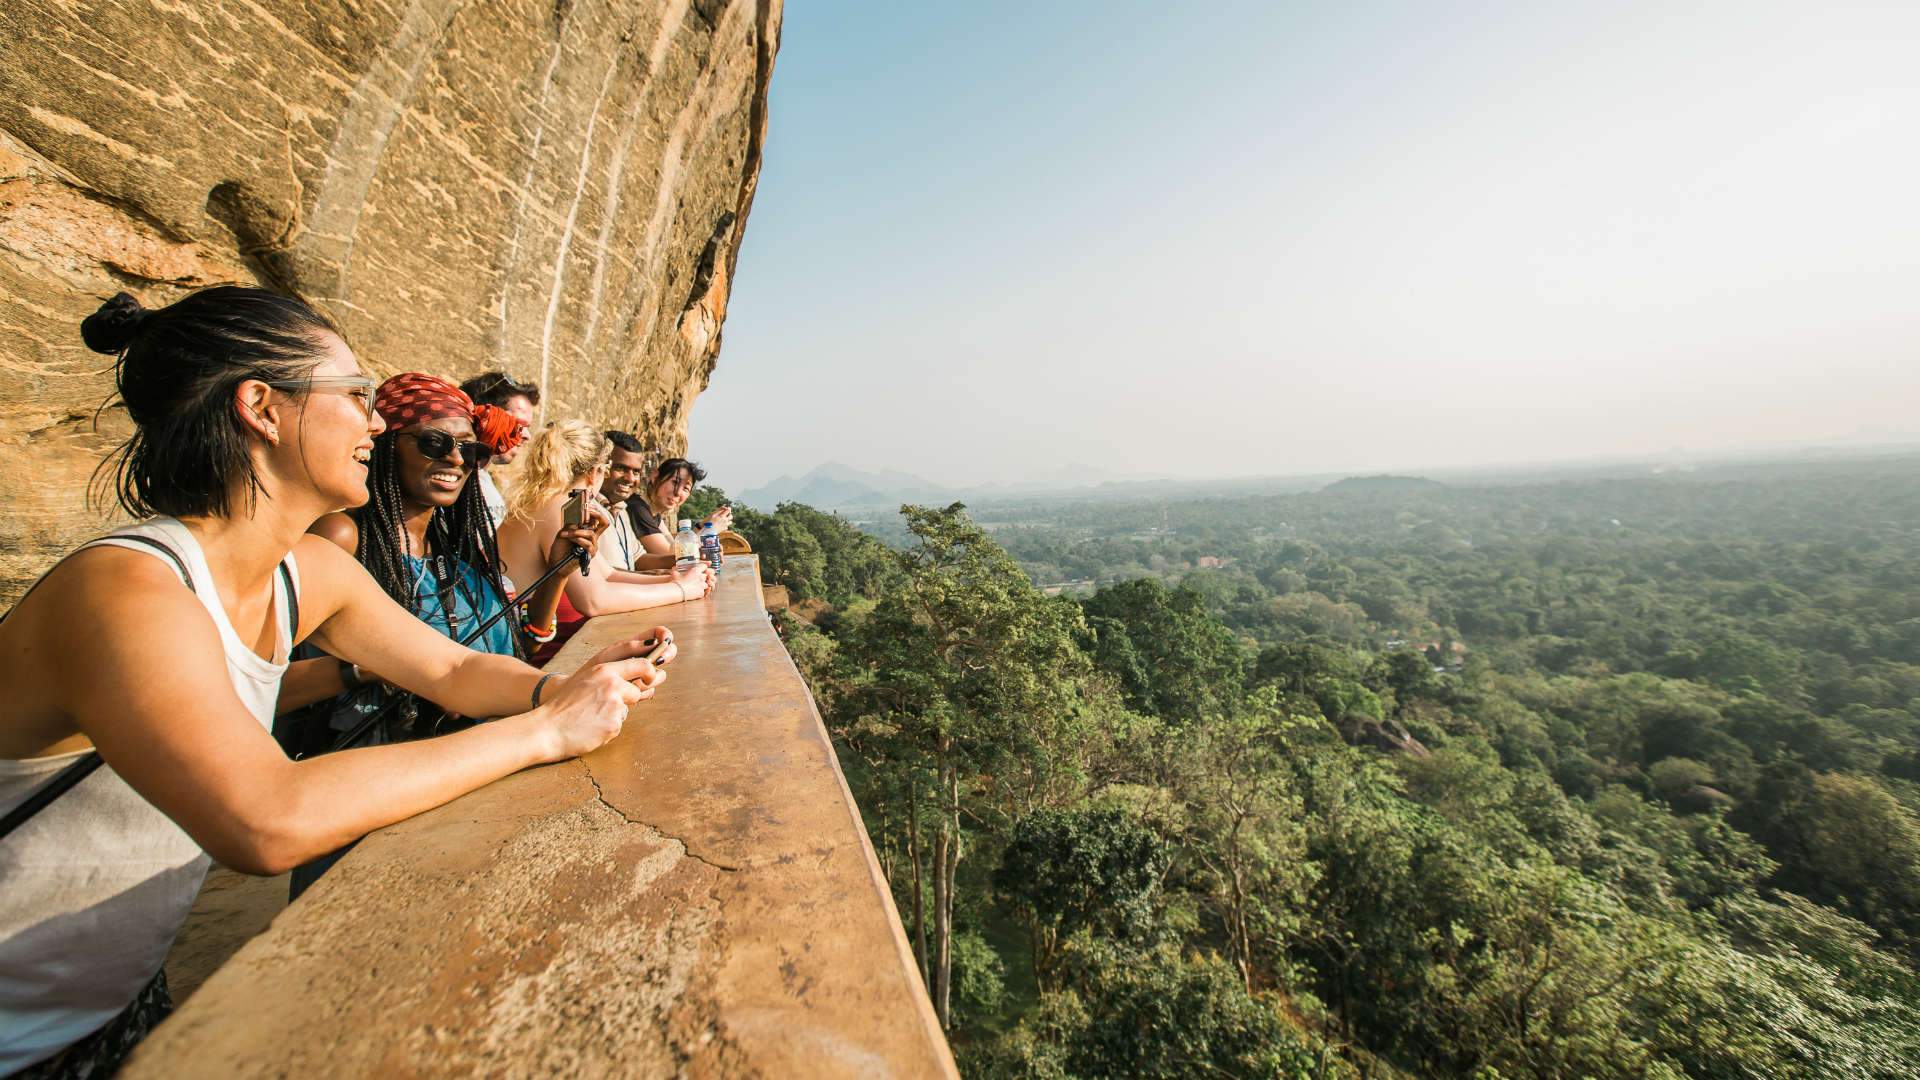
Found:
[459,371,539,530]
[600,431,649,571]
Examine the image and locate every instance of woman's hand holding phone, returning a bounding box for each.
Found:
[535,628,676,760]
[547,521,600,572]
[587,492,615,536]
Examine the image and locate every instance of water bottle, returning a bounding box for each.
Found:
[699,521,723,577]
[673,519,700,571]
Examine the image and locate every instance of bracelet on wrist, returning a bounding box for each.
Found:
[522,617,558,643]
[532,673,557,709]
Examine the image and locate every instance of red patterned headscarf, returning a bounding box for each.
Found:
[374,373,527,456]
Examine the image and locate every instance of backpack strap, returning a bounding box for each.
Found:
[105,533,197,593]
[279,558,299,642]
[0,533,196,841]
[0,754,103,839]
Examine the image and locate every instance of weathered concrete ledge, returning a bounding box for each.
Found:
[126,557,957,1077]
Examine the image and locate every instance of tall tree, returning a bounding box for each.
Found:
[831,503,1094,1028]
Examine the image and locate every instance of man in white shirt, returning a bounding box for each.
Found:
[600,430,648,571]
[459,372,540,532]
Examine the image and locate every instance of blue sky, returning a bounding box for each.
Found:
[692,1,1920,490]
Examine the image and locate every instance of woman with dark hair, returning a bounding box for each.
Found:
[278,375,604,896]
[280,375,552,718]
[632,457,732,558]
[0,288,675,1077]
[308,372,587,664]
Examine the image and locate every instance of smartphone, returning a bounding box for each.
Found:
[641,631,673,664]
[562,489,585,528]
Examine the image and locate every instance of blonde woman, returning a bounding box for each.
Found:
[496,421,711,662]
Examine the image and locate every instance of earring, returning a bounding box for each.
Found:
[267,427,280,445]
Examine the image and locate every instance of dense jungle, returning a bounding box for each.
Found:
[692,452,1920,1078]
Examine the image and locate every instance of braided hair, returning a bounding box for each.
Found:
[352,430,519,659]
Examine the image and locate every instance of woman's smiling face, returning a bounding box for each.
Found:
[651,466,695,511]
[291,334,384,509]
[395,415,479,509]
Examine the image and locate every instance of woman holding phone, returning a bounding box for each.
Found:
[0,288,677,1076]
[282,374,615,896]
[282,374,594,723]
[495,421,711,663]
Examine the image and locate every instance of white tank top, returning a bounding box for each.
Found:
[0,518,296,1072]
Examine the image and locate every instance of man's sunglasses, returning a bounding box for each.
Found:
[403,429,493,470]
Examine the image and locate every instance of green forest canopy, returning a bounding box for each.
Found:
[706,454,1920,1078]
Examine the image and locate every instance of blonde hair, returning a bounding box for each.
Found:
[507,420,611,522]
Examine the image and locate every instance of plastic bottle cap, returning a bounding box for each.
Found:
[678,519,692,530]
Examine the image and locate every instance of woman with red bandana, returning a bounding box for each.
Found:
[278,374,610,895]
[279,376,581,720]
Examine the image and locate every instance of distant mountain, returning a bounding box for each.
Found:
[739,463,955,511]
[738,462,1192,512]
[1323,474,1445,494]
[746,462,1337,512]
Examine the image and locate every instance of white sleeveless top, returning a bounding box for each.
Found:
[0,519,296,1072]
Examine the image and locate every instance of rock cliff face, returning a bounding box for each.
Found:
[0,0,779,601]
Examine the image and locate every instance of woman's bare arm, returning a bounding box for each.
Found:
[564,546,709,616]
[38,550,670,874]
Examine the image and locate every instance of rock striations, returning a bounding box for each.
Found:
[0,0,780,601]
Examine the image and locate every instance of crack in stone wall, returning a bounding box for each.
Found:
[581,757,744,873]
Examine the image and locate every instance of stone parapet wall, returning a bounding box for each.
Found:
[0,0,779,601]
[124,559,959,1076]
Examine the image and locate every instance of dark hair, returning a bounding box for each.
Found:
[459,371,540,409]
[604,430,644,455]
[83,287,340,519]
[653,457,707,486]
[352,431,517,661]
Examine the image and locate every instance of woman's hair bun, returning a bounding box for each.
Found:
[81,292,152,355]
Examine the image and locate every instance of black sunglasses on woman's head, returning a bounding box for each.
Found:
[403,429,493,470]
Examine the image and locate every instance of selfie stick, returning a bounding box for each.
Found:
[324,544,590,754]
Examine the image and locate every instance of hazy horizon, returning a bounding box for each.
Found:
[692,1,1920,492]
[741,432,1920,499]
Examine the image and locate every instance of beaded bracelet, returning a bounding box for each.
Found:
[522,617,558,643]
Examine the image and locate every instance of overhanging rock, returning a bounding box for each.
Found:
[0,0,779,602]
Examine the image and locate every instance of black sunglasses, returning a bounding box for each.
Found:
[403,430,493,470]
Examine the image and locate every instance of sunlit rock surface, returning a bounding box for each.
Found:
[0,0,779,600]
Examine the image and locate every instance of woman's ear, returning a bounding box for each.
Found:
[234,378,281,445]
